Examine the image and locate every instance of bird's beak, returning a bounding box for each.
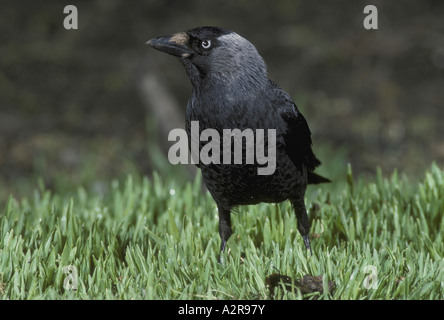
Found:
[146,32,192,58]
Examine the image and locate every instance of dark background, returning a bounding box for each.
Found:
[1,0,443,202]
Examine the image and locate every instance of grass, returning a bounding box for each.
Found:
[0,163,443,300]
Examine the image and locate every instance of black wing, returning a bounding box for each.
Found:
[273,83,330,184]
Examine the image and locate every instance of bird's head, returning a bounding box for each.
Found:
[147,26,268,94]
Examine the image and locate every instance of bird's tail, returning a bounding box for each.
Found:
[307,171,331,184]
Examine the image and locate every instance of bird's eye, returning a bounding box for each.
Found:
[201,40,212,49]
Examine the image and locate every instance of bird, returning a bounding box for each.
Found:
[147,26,330,261]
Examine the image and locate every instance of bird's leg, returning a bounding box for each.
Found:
[291,197,312,255]
[218,205,232,263]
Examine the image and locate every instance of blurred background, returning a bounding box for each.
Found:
[1,0,443,203]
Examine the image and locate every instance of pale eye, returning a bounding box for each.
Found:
[201,40,212,49]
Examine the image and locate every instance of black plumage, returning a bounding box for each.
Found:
[147,26,330,260]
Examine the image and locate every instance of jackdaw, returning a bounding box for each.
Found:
[147,26,329,261]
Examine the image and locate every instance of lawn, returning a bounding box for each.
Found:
[0,164,443,299]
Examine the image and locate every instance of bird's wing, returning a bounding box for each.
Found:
[280,105,321,172]
[272,83,329,183]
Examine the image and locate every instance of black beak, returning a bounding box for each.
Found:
[146,32,192,58]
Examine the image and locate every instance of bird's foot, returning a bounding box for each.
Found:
[303,235,312,256]
[218,240,227,264]
[218,253,224,265]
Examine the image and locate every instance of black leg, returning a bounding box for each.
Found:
[218,205,232,263]
[291,197,312,255]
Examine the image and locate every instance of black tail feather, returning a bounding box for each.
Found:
[307,171,331,184]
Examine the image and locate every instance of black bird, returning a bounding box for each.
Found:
[147,26,329,260]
